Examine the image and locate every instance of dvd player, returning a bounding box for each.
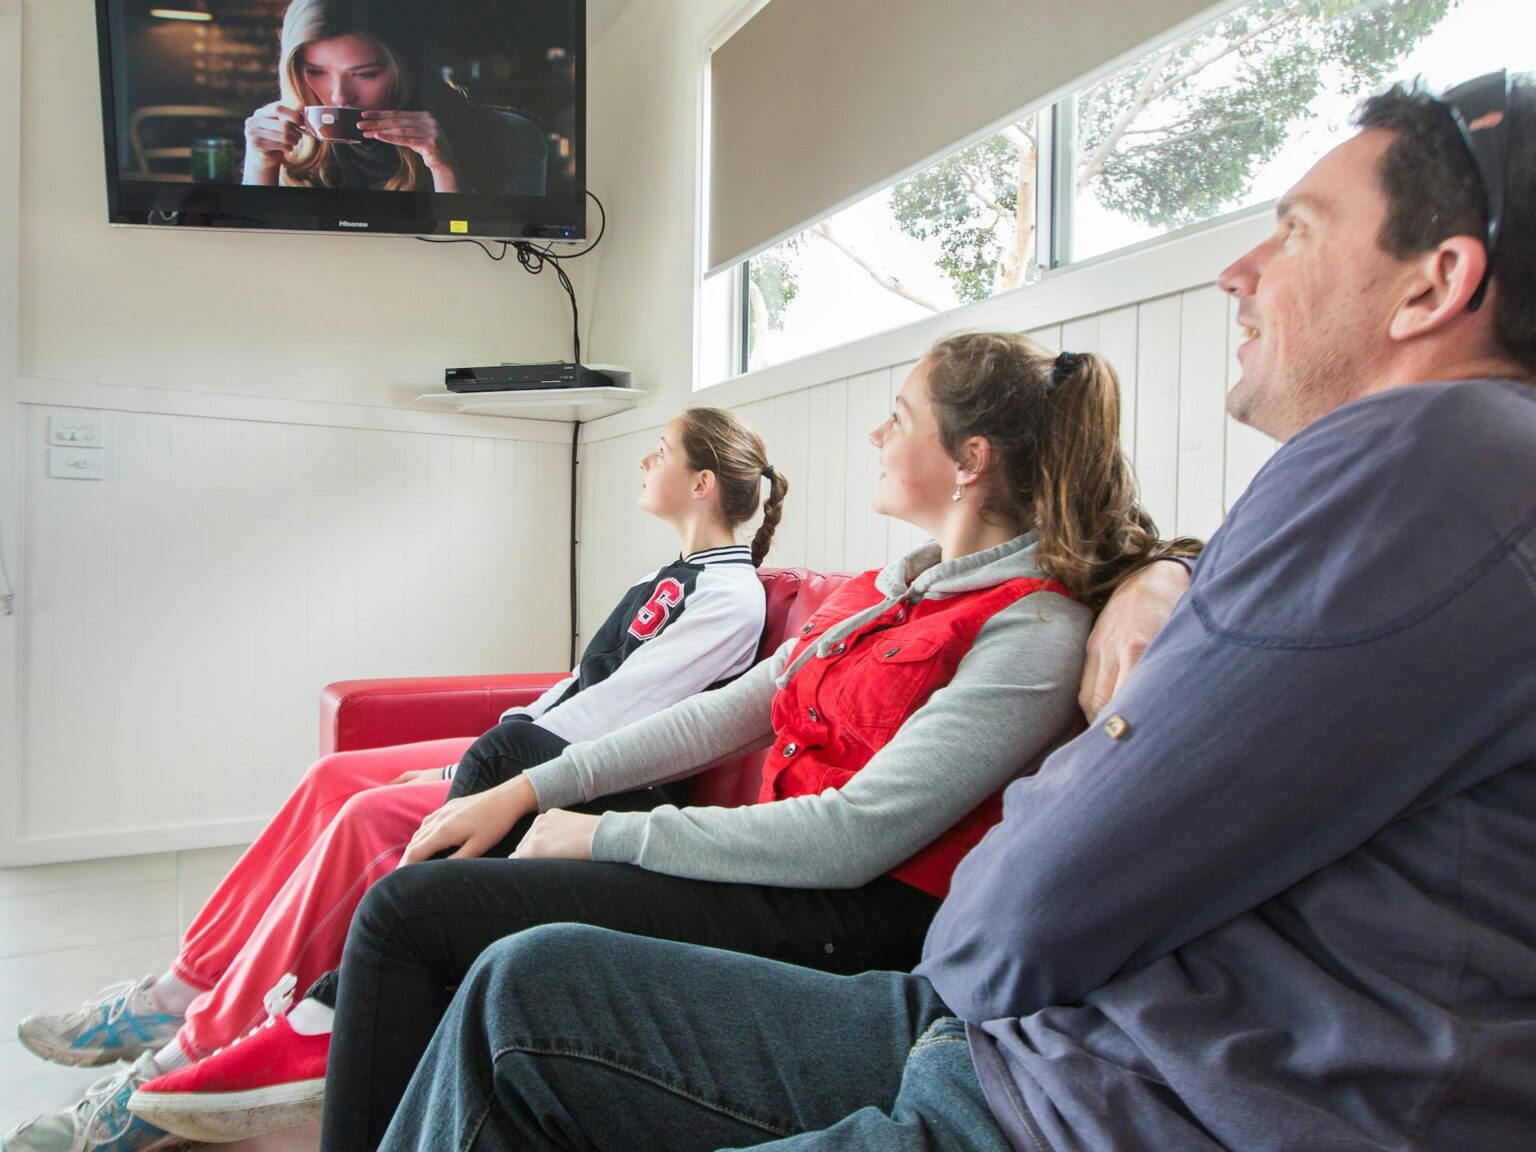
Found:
[445,363,617,393]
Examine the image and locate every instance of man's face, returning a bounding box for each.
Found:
[1219,129,1411,441]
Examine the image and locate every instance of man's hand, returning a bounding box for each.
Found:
[1078,559,1191,720]
[511,810,600,862]
[399,777,535,866]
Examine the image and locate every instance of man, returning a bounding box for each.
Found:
[375,74,1536,1151]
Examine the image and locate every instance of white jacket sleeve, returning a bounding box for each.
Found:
[532,572,765,745]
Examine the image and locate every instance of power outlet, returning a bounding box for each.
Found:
[49,412,106,448]
[49,447,106,480]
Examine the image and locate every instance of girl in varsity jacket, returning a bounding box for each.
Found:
[9,409,786,1152]
[130,334,1197,1152]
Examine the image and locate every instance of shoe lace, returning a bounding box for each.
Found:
[79,1057,151,1146]
[263,972,298,1019]
[201,973,299,1064]
[77,978,146,1030]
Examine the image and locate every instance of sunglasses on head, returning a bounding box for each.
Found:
[1430,69,1510,312]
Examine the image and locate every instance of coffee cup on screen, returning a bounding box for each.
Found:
[302,106,365,142]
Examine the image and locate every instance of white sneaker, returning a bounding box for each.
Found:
[18,977,184,1068]
[1,1052,184,1152]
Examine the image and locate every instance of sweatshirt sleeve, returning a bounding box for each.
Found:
[522,638,789,810]
[531,569,765,746]
[500,671,578,724]
[589,591,1093,888]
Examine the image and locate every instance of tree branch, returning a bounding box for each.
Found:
[810,222,942,312]
[1076,7,1300,191]
[1076,49,1169,189]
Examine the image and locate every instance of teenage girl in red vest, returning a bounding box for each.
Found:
[126,333,1199,1152]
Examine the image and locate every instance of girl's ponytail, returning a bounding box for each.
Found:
[1032,351,1202,606]
[751,467,790,567]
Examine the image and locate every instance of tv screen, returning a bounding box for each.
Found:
[95,0,585,240]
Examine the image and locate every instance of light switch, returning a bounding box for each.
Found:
[49,412,106,448]
[49,447,106,480]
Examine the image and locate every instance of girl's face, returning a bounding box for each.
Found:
[296,35,394,109]
[869,359,960,528]
[638,418,706,520]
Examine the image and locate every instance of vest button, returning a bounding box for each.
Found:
[783,743,798,756]
[801,622,814,634]
[1104,715,1130,741]
[808,707,818,722]
[895,609,906,622]
[884,646,900,658]
[832,642,846,655]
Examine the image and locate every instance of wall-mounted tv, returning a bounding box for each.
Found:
[95,0,585,241]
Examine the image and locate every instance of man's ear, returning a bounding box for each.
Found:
[1389,236,1489,342]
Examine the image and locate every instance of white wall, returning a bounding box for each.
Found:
[0,0,586,865]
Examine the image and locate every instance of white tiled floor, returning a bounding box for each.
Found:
[0,849,319,1151]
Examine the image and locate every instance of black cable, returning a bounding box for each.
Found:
[510,240,581,362]
[416,236,512,260]
[415,191,606,364]
[569,418,581,667]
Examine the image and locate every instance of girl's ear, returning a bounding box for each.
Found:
[953,436,991,491]
[692,469,718,502]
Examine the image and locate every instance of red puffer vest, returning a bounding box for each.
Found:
[760,569,1073,899]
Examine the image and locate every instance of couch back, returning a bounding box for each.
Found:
[690,566,855,808]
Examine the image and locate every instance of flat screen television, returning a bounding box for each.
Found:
[95,0,585,241]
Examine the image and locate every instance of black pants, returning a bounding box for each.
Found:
[446,713,568,805]
[318,757,941,1152]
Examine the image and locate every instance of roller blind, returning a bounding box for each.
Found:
[709,0,1224,272]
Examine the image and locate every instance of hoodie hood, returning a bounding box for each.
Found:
[778,532,1045,688]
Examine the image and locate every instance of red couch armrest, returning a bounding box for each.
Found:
[320,674,566,755]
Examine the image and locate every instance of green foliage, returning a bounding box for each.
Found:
[890,134,1025,303]
[749,247,801,332]
[1081,0,1455,228]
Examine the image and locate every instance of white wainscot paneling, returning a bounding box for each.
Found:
[578,276,1276,622]
[11,403,571,864]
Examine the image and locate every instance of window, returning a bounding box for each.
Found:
[702,0,1535,386]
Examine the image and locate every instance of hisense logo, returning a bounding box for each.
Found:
[338,220,369,229]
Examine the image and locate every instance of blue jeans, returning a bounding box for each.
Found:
[376,924,1013,1152]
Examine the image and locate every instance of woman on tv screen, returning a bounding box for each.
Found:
[244,0,548,195]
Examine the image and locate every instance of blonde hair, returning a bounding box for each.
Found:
[275,0,429,191]
[677,408,789,568]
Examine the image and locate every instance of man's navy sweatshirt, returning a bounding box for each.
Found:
[918,378,1536,1151]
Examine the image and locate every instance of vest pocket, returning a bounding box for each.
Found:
[827,634,948,739]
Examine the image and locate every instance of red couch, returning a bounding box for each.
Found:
[318,567,854,807]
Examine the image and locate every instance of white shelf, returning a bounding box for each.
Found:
[414,365,642,423]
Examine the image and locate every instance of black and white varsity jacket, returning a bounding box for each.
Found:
[504,544,765,745]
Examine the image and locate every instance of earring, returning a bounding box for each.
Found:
[951,487,963,502]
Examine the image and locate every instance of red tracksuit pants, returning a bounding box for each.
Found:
[168,737,472,1057]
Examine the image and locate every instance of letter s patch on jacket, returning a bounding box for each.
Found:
[628,577,685,640]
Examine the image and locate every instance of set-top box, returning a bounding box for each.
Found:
[445,363,617,393]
